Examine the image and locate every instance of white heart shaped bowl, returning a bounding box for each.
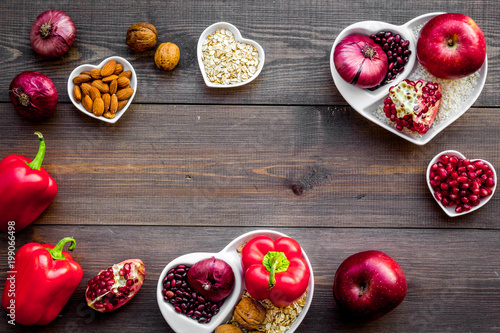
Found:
[67,56,137,123]
[197,22,265,88]
[426,150,497,217]
[330,12,488,145]
[156,229,314,333]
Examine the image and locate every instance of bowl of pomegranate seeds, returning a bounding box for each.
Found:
[330,12,487,145]
[156,230,314,333]
[427,150,496,217]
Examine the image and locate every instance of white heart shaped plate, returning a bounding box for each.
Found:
[68,56,137,123]
[426,150,497,217]
[156,229,314,333]
[330,12,488,145]
[197,22,265,88]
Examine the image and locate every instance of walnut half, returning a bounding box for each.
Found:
[234,298,266,330]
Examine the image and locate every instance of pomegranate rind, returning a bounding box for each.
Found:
[85,258,146,313]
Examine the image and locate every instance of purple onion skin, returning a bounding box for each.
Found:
[334,34,388,89]
[30,10,76,58]
[9,71,58,121]
[187,257,235,303]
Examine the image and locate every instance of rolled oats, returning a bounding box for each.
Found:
[202,29,260,85]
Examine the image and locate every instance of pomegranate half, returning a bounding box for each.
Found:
[86,259,145,312]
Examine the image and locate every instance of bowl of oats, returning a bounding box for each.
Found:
[197,22,265,88]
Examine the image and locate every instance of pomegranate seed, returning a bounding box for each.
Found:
[487,177,495,187]
[455,205,464,213]
[434,191,443,201]
[457,176,468,183]
[449,156,458,165]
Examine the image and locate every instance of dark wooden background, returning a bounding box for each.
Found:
[1,1,499,332]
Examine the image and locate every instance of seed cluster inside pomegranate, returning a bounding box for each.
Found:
[370,31,411,88]
[162,264,224,324]
[86,259,145,313]
[429,154,495,213]
[383,79,442,134]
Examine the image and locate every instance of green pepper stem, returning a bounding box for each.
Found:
[45,237,76,261]
[262,251,290,290]
[26,132,46,171]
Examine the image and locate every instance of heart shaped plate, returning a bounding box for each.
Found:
[330,12,488,145]
[426,150,497,217]
[197,22,265,88]
[68,56,137,123]
[156,229,314,333]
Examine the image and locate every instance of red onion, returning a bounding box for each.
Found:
[334,34,388,89]
[30,10,76,58]
[9,71,58,121]
[187,257,235,303]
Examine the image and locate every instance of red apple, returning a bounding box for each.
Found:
[417,13,486,79]
[333,250,407,320]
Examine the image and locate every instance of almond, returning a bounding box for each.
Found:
[93,97,105,117]
[73,74,92,84]
[117,76,130,88]
[102,93,111,112]
[90,68,103,80]
[116,87,134,101]
[80,83,92,96]
[103,112,116,119]
[92,80,109,94]
[90,86,101,101]
[100,60,116,77]
[82,95,93,112]
[80,71,91,76]
[73,85,82,103]
[113,63,124,75]
[118,70,132,79]
[117,99,128,111]
[110,94,118,113]
[102,75,119,83]
[110,79,118,95]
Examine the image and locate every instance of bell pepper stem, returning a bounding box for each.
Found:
[262,251,290,290]
[45,237,76,261]
[26,132,46,171]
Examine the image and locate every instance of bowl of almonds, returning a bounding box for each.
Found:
[197,22,265,88]
[68,56,137,123]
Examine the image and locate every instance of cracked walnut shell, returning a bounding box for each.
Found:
[233,298,266,330]
[154,42,180,71]
[126,22,158,52]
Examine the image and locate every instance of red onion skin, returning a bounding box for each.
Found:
[334,34,388,89]
[9,71,58,121]
[30,10,76,58]
[187,257,235,303]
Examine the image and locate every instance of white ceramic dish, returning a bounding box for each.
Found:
[330,12,488,145]
[68,56,137,123]
[197,22,265,88]
[156,229,314,333]
[426,150,497,217]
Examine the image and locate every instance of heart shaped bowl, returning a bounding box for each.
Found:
[426,150,497,217]
[156,229,314,333]
[330,12,488,145]
[197,22,265,88]
[67,56,137,123]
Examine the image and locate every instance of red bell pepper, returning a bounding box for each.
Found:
[2,237,83,325]
[241,235,310,307]
[0,132,57,233]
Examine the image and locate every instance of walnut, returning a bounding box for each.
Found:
[234,298,266,330]
[126,22,157,52]
[154,42,180,71]
[214,324,243,333]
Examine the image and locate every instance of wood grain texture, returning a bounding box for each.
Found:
[1,226,499,333]
[0,0,497,106]
[1,103,499,229]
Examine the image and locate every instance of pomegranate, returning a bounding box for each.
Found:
[383,79,442,134]
[86,259,145,312]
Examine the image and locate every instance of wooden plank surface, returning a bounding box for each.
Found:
[0,1,498,106]
[1,226,500,333]
[0,0,499,332]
